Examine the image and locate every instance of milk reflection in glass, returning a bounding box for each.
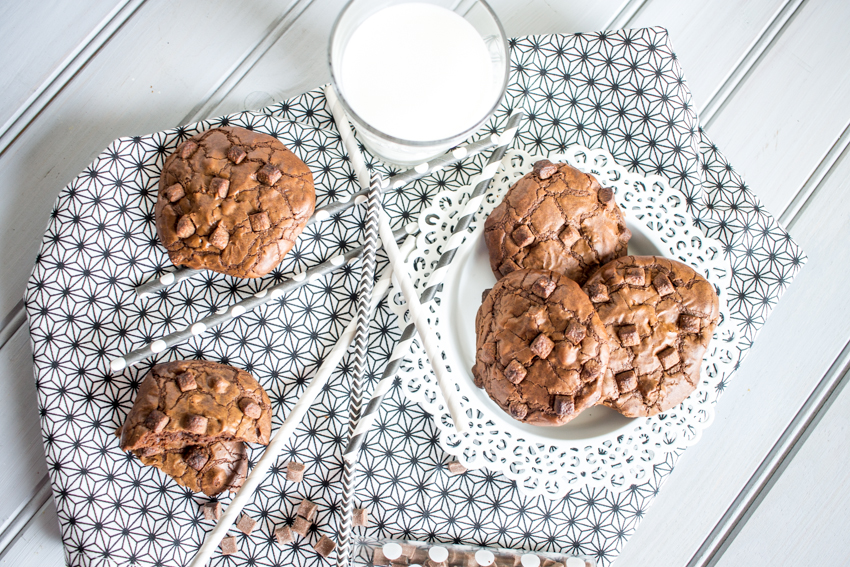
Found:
[334,2,505,165]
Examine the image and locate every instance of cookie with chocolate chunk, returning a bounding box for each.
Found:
[134,439,247,497]
[582,256,720,417]
[484,160,630,285]
[472,269,610,425]
[156,126,315,278]
[119,360,272,453]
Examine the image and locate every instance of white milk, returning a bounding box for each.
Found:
[339,3,496,143]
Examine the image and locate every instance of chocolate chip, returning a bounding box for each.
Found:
[179,140,198,160]
[184,447,209,471]
[658,346,680,370]
[220,536,238,555]
[512,225,535,248]
[532,159,559,179]
[352,507,369,527]
[175,216,195,238]
[586,283,609,303]
[498,259,520,276]
[558,225,580,247]
[581,359,601,381]
[553,395,574,417]
[186,415,208,435]
[297,499,318,521]
[624,267,645,286]
[209,224,229,249]
[291,516,311,536]
[313,535,336,558]
[144,410,169,433]
[447,461,467,475]
[565,320,586,345]
[598,186,614,203]
[504,359,527,385]
[679,313,701,334]
[202,501,221,521]
[238,398,262,419]
[139,446,161,457]
[530,333,555,359]
[210,177,230,199]
[177,372,197,392]
[212,376,230,394]
[653,272,675,296]
[618,324,640,347]
[508,401,528,419]
[274,525,293,545]
[257,163,282,185]
[227,145,247,164]
[481,288,492,302]
[164,183,185,202]
[615,370,637,393]
[531,275,556,298]
[286,461,305,482]
[249,211,271,232]
[237,513,257,535]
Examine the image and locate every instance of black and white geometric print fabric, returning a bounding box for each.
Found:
[25,28,804,567]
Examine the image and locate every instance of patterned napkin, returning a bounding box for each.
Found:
[25,28,804,567]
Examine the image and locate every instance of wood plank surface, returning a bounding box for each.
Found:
[0,498,64,567]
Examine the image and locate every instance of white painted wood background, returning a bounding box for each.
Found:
[0,0,848,565]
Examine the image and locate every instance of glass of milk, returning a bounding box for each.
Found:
[329,0,509,166]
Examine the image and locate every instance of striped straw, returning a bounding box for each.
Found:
[342,109,525,462]
[135,132,499,298]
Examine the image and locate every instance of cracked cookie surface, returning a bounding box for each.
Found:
[583,256,720,417]
[484,160,630,285]
[473,269,610,426]
[156,126,315,278]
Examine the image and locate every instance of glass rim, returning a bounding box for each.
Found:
[327,0,510,148]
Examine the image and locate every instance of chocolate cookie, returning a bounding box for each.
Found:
[156,126,315,278]
[134,439,247,497]
[484,160,631,285]
[582,256,720,417]
[119,360,272,453]
[472,269,610,426]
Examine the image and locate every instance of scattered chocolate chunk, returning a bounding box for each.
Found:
[657,346,680,370]
[175,216,195,238]
[286,461,305,482]
[237,513,257,535]
[164,183,185,202]
[597,186,614,203]
[564,320,586,345]
[532,159,558,179]
[624,267,645,286]
[581,359,601,381]
[481,288,492,302]
[530,333,555,359]
[447,461,467,475]
[512,225,535,248]
[553,395,574,417]
[508,401,528,419]
[374,549,390,566]
[531,275,556,298]
[587,283,609,303]
[352,508,368,527]
[212,376,230,394]
[184,447,209,471]
[618,325,640,347]
[297,499,318,521]
[257,163,282,186]
[209,224,229,249]
[313,535,337,558]
[187,415,208,435]
[499,259,520,276]
[220,535,238,556]
[202,501,221,521]
[139,446,161,457]
[177,372,197,392]
[291,516,311,537]
[210,177,230,199]
[238,398,262,419]
[504,360,528,385]
[249,211,271,232]
[615,370,637,394]
[179,140,198,160]
[678,313,701,334]
[558,225,580,247]
[144,410,169,433]
[227,145,247,164]
[275,525,293,545]
[653,273,675,296]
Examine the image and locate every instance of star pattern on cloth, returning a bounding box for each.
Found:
[24,28,804,567]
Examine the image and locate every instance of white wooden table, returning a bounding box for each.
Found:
[1,0,848,565]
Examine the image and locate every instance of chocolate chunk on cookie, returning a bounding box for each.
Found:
[134,439,248,497]
[484,162,631,285]
[473,269,610,426]
[156,126,315,278]
[583,256,720,418]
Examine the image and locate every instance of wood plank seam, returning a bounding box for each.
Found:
[0,479,52,558]
[700,0,807,126]
[603,0,647,31]
[178,0,315,126]
[687,337,850,567]
[0,299,25,353]
[0,0,146,159]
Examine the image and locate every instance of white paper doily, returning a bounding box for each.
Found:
[387,146,741,499]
